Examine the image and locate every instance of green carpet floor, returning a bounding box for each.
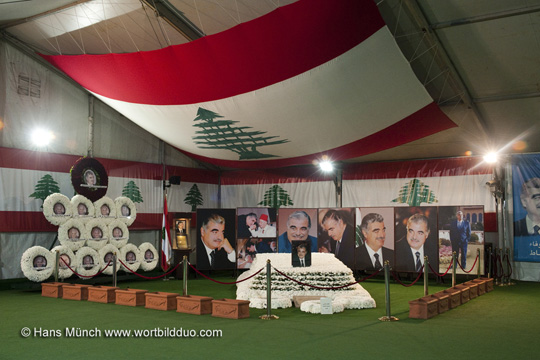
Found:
[1,275,539,360]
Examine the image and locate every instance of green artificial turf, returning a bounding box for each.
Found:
[1,275,539,360]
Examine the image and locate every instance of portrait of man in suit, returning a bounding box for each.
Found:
[449,210,471,268]
[319,209,355,269]
[395,212,437,273]
[278,210,318,253]
[237,212,257,238]
[292,241,311,267]
[356,212,394,270]
[197,213,236,270]
[514,177,540,237]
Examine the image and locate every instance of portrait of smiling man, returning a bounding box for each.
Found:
[356,211,394,270]
[197,210,236,270]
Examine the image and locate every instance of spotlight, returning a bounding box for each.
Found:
[483,152,498,164]
[319,160,334,172]
[31,128,54,147]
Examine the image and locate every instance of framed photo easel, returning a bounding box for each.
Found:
[174,218,190,249]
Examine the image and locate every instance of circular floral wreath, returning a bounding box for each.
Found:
[43,193,72,226]
[51,245,77,280]
[85,218,109,251]
[119,243,141,273]
[71,157,108,202]
[114,196,136,226]
[58,218,87,251]
[94,196,117,224]
[107,219,129,248]
[98,244,120,275]
[75,246,101,279]
[20,246,54,282]
[138,242,158,271]
[71,194,95,221]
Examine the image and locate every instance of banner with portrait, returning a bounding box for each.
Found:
[512,154,540,262]
[196,209,236,270]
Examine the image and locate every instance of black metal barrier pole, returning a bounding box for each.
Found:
[183,256,188,296]
[379,261,399,322]
[260,260,278,320]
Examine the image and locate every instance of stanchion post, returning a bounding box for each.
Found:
[379,261,399,322]
[260,260,278,320]
[505,249,515,286]
[182,255,188,296]
[477,248,481,278]
[54,250,59,283]
[424,256,429,296]
[112,253,117,288]
[498,249,505,286]
[452,251,457,287]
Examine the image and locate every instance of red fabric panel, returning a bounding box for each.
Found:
[484,212,497,233]
[177,103,457,169]
[40,0,384,105]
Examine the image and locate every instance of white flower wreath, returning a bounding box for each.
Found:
[108,219,129,248]
[300,299,345,314]
[249,297,292,309]
[58,218,87,251]
[119,243,141,273]
[20,246,54,282]
[43,193,72,225]
[85,218,109,251]
[138,242,158,271]
[93,196,117,224]
[75,246,101,279]
[71,194,95,221]
[98,244,120,275]
[114,196,136,226]
[51,245,77,280]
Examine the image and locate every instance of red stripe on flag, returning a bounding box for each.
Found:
[40,0,384,105]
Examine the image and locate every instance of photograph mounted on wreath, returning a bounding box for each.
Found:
[70,157,108,202]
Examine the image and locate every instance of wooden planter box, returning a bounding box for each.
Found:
[212,299,250,319]
[409,296,439,319]
[115,289,148,306]
[431,292,450,314]
[177,295,213,315]
[145,292,178,311]
[62,284,91,301]
[470,279,486,295]
[88,286,118,303]
[479,277,494,292]
[41,282,67,298]
[443,287,462,308]
[454,284,470,304]
[464,281,479,299]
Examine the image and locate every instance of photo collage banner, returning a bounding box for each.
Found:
[196,206,485,275]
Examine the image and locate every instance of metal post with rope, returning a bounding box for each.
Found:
[379,261,399,322]
[182,255,188,296]
[424,255,429,296]
[260,260,278,320]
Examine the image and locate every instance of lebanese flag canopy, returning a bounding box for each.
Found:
[41,0,455,169]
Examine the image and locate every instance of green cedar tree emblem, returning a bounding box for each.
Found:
[184,184,204,211]
[391,178,438,206]
[122,181,144,203]
[30,174,61,208]
[258,185,293,210]
[192,107,289,160]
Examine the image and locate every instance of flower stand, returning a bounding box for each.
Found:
[88,286,118,303]
[115,289,148,306]
[145,292,178,311]
[62,284,91,301]
[41,282,67,298]
[177,295,213,315]
[212,299,250,319]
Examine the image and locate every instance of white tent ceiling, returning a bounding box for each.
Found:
[1,0,539,168]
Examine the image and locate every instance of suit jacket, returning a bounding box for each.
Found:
[394,236,438,272]
[514,217,539,237]
[355,244,394,270]
[292,252,311,267]
[196,237,235,270]
[329,224,355,269]
[449,219,471,245]
[237,215,253,238]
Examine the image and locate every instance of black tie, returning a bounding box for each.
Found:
[301,259,305,267]
[374,253,382,269]
[534,225,540,235]
[415,251,422,272]
[210,250,216,268]
[335,241,340,255]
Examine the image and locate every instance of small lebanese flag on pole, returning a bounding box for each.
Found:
[161,195,172,271]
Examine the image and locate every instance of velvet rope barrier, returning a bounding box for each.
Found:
[187,262,264,285]
[390,266,424,287]
[61,257,111,278]
[428,260,453,277]
[118,258,183,279]
[271,266,381,290]
[457,254,479,273]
